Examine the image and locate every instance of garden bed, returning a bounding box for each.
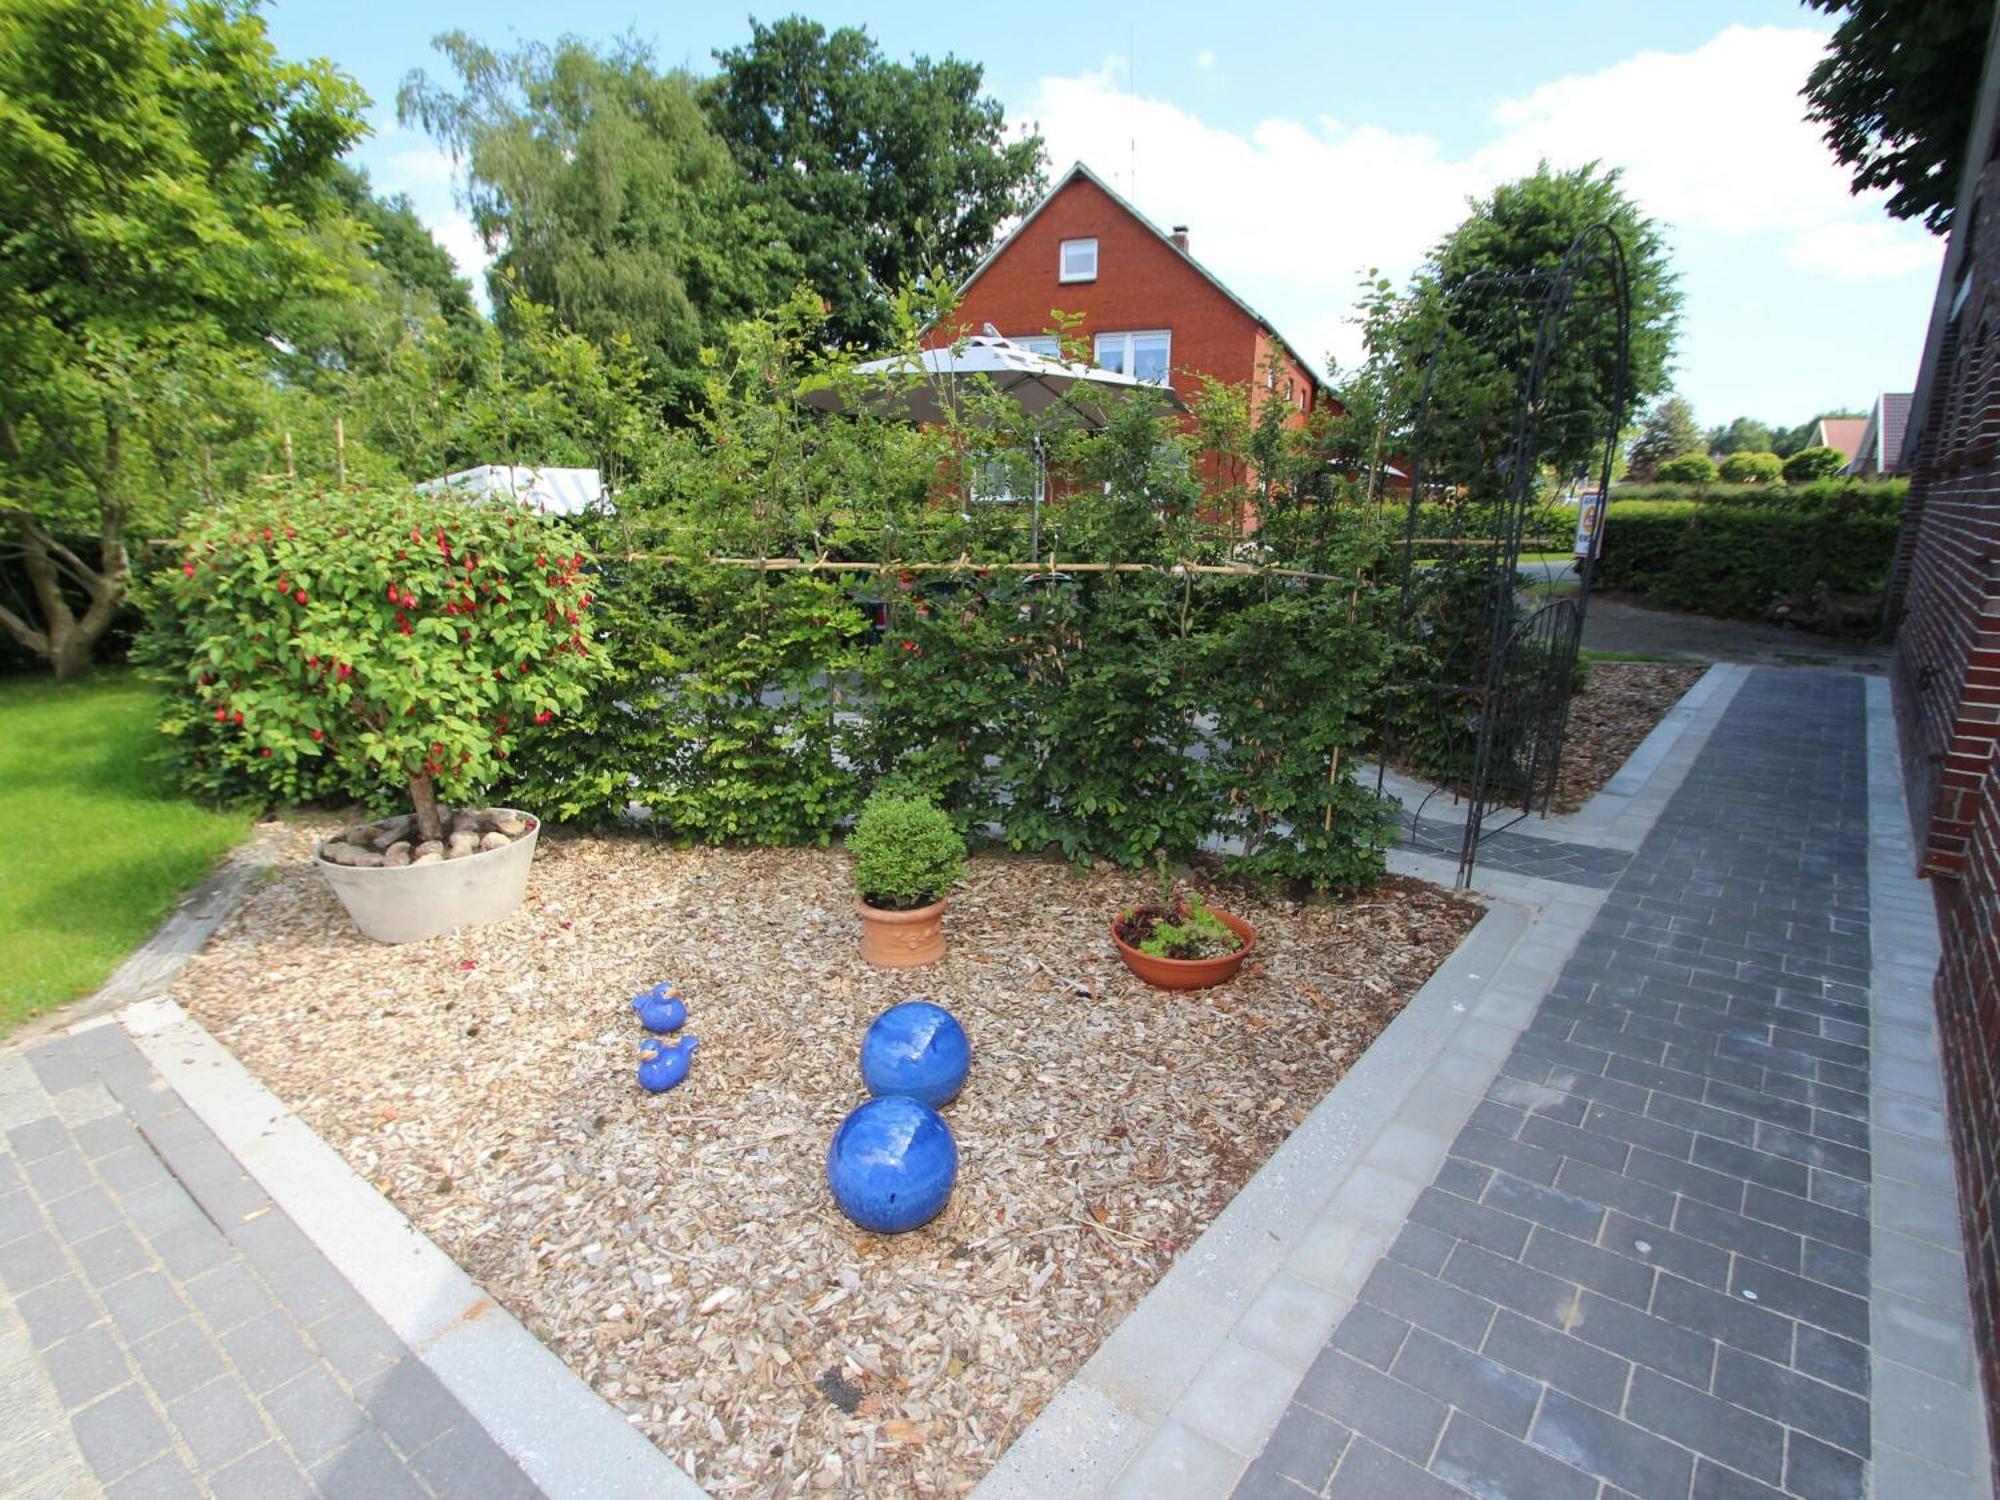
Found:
[171,833,1477,1496]
[1552,660,1706,811]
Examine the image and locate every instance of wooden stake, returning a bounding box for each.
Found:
[334,417,346,486]
[284,430,295,479]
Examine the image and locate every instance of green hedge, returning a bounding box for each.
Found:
[1592,498,1897,628]
[1608,479,1907,515]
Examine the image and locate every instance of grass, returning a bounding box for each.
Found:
[0,670,248,1032]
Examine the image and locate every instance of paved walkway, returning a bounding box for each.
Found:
[0,1021,539,1498]
[1231,670,1988,1499]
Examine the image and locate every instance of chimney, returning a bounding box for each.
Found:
[1170,225,1190,253]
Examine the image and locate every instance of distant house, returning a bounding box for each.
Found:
[928,161,1333,447]
[1809,415,1868,467]
[1847,392,1913,477]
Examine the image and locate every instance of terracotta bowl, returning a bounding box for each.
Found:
[1109,907,1256,990]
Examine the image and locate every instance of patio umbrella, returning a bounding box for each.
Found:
[797,327,1185,426]
[798,328,1184,553]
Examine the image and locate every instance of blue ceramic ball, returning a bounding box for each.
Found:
[860,1001,971,1108]
[825,1096,958,1234]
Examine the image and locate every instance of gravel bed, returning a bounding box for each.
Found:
[172,832,1478,1496]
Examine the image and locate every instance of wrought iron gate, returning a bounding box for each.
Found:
[1379,224,1635,886]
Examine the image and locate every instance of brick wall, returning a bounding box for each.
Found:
[1890,144,2000,1486]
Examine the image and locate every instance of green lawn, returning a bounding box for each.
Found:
[0,671,248,1031]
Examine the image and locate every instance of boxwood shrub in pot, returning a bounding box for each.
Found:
[151,484,602,942]
[847,792,967,967]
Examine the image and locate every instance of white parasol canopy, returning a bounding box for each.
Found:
[798,326,1185,427]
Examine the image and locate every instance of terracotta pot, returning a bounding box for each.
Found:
[1110,907,1256,990]
[857,896,947,968]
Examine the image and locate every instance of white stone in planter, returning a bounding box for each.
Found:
[315,809,540,943]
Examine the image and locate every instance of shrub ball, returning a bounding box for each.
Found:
[860,1001,971,1107]
[825,1095,958,1234]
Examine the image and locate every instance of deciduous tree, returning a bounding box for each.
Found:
[0,0,366,676]
[1804,0,1997,233]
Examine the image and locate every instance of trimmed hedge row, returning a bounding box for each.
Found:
[1592,499,1899,628]
[1607,479,1907,514]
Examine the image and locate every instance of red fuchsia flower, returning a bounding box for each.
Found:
[283,526,296,539]
[534,710,553,725]
[397,614,413,635]
[410,526,423,544]
[183,562,197,578]
[261,527,272,542]
[385,582,399,602]
[310,729,324,742]
[518,662,530,674]
[294,590,307,605]
[232,710,244,725]
[336,663,352,680]
[259,747,272,759]
[214,707,227,722]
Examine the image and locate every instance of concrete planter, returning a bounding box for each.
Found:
[315,811,540,945]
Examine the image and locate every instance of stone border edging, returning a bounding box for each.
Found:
[116,997,708,1500]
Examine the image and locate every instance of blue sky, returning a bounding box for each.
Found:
[265,0,1945,430]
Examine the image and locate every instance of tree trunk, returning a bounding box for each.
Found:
[410,773,445,845]
[0,411,131,679]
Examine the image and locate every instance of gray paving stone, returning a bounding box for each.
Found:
[311,1429,430,1500]
[1650,1275,1793,1364]
[1480,1309,1631,1413]
[45,1322,132,1407]
[71,1223,149,1288]
[1255,1406,1350,1489]
[22,1150,92,1202]
[7,1117,73,1163]
[206,1440,315,1500]
[93,1147,169,1196]
[264,1366,370,1465]
[102,1269,189,1343]
[130,1317,226,1393]
[407,1418,539,1500]
[167,1375,270,1471]
[220,1307,316,1395]
[1529,1389,1694,1500]
[16,1274,102,1348]
[1325,1435,1465,1499]
[0,1230,69,1294]
[358,1355,467,1457]
[1625,1368,1784,1484]
[1291,1348,1445,1463]
[1389,1326,1539,1437]
[103,1451,203,1500]
[182,1260,274,1334]
[1228,1454,1315,1499]
[70,1383,173,1483]
[1326,1301,1410,1372]
[1432,1410,1598,1500]
[1712,1347,1868,1457]
[46,1185,119,1244]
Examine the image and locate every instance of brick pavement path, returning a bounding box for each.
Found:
[0,1020,541,1499]
[1401,815,1634,890]
[1236,671,1954,1498]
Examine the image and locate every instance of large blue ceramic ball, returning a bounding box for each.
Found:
[825,1096,958,1234]
[860,1001,971,1108]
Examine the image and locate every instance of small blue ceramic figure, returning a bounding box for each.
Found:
[859,1000,970,1108]
[631,982,687,1035]
[825,1095,958,1233]
[637,1035,698,1093]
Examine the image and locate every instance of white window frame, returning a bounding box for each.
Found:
[1009,334,1063,359]
[1093,329,1172,387]
[1059,238,1098,283]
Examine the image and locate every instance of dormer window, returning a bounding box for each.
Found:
[1059,238,1098,283]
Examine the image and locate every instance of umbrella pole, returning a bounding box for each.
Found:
[1031,437,1046,559]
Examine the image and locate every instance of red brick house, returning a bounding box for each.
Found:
[1885,13,2000,1483]
[928,161,1332,438]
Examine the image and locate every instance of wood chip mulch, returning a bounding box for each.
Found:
[1552,661,1706,813]
[171,834,1478,1497]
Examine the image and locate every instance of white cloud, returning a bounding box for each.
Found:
[367,123,492,298]
[1022,23,1938,373]
[1787,219,1942,280]
[1195,49,1215,69]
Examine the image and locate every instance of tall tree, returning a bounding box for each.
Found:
[1709,416,1774,456]
[1362,162,1679,498]
[1804,0,1996,233]
[1628,397,1704,481]
[0,0,367,676]
[400,33,799,408]
[703,16,1046,348]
